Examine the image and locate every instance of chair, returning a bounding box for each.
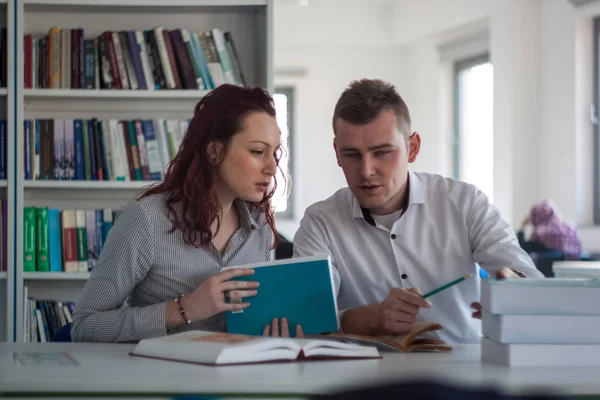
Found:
[53,322,72,342]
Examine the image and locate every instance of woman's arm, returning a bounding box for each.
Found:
[70,201,170,342]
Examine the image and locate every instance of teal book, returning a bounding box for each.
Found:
[224,255,339,336]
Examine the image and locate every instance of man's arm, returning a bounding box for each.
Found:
[293,210,341,294]
[468,190,544,278]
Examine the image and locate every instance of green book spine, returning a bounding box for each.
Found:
[36,207,50,272]
[82,120,92,180]
[23,207,36,272]
[75,210,88,272]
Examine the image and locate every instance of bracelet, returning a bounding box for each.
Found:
[174,294,192,325]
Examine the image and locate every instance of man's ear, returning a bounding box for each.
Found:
[333,138,341,167]
[407,132,421,163]
[207,141,225,163]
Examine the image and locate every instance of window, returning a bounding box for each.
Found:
[273,87,294,218]
[594,17,600,223]
[454,54,494,202]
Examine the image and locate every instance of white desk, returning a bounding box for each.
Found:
[1,342,600,398]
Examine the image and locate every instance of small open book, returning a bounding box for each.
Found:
[322,322,453,353]
[130,331,381,366]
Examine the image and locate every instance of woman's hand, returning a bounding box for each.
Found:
[181,268,259,321]
[263,317,304,338]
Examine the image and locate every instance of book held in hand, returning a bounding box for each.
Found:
[130,331,381,366]
[322,322,453,353]
[223,254,339,336]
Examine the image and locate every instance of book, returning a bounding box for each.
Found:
[322,322,452,353]
[480,278,600,315]
[482,308,600,344]
[223,255,339,336]
[481,337,600,366]
[130,331,381,366]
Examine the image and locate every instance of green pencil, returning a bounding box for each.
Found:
[422,273,473,299]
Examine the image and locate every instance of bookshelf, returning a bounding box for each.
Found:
[1,0,14,343]
[6,0,273,342]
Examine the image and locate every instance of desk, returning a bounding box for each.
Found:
[1,342,600,398]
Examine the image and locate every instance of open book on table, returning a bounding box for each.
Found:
[130,331,381,366]
[321,322,453,353]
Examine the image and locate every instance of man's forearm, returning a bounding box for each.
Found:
[340,305,382,335]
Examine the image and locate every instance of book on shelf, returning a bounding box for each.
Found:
[322,322,453,353]
[23,292,74,343]
[24,26,245,91]
[223,255,339,336]
[0,120,6,179]
[0,28,6,88]
[23,206,117,273]
[130,330,381,366]
[0,200,6,272]
[24,118,188,182]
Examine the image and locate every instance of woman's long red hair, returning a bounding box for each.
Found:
[139,84,280,249]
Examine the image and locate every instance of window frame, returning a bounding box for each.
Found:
[274,86,295,219]
[453,53,491,180]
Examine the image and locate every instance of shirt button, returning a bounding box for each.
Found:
[391,234,397,239]
[401,274,408,279]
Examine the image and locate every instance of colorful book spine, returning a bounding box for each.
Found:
[23,207,36,272]
[35,207,50,272]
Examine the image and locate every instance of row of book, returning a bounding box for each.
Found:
[0,200,6,272]
[24,118,190,181]
[0,120,6,180]
[23,207,118,273]
[480,278,600,366]
[24,26,245,91]
[0,29,6,88]
[24,289,74,343]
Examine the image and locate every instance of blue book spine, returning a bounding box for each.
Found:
[87,120,97,180]
[95,210,104,256]
[189,33,214,90]
[102,209,113,244]
[73,120,84,180]
[48,209,63,272]
[0,120,6,179]
[24,120,31,180]
[142,120,161,180]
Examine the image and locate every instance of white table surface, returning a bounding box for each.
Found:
[1,342,600,397]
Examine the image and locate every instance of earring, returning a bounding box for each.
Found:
[211,158,218,164]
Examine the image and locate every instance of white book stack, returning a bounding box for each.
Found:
[480,278,600,366]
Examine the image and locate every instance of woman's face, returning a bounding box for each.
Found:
[214,111,281,203]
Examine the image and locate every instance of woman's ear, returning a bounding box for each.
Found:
[207,141,225,164]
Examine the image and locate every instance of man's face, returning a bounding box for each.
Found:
[333,110,420,215]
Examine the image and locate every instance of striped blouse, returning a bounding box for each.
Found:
[71,192,273,343]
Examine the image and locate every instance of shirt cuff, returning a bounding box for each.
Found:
[337,309,350,333]
[135,301,168,340]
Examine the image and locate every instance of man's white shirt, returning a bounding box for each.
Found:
[293,171,543,344]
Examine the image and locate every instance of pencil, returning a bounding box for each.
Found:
[422,273,473,299]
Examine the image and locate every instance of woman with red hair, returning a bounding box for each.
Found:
[71,84,299,342]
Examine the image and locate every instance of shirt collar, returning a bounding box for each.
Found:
[353,171,425,225]
[234,199,260,230]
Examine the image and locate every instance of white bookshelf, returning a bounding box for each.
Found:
[24,180,156,190]
[8,0,273,342]
[1,0,15,343]
[24,89,210,99]
[23,272,90,280]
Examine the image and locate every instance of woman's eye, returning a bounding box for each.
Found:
[250,150,264,156]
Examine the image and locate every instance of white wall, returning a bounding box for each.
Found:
[274,0,600,249]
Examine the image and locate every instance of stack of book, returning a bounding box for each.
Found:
[480,278,600,366]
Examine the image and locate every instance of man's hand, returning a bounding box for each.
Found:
[471,267,525,319]
[376,288,432,335]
